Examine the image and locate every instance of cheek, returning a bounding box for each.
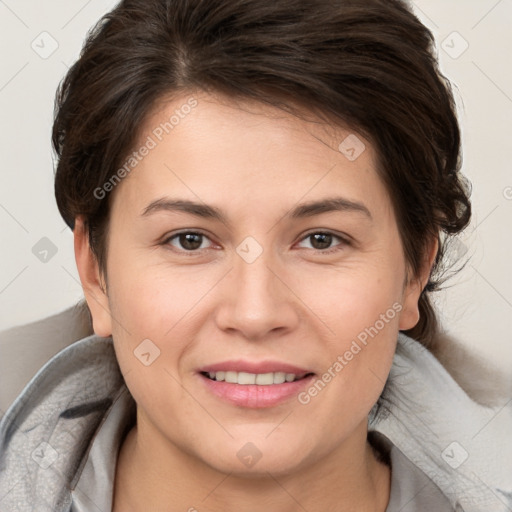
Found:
[104,257,227,390]
[298,255,405,335]
[293,262,403,417]
[105,267,199,418]
[297,299,400,448]
[317,280,400,383]
[107,254,214,336]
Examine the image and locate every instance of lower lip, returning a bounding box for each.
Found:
[198,373,315,408]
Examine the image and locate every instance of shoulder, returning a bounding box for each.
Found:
[0,332,133,511]
[368,430,456,512]
[369,333,512,512]
[0,304,93,413]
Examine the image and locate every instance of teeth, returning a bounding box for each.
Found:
[238,372,256,385]
[225,371,238,383]
[205,371,302,385]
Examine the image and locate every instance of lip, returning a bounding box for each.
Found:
[198,373,316,408]
[198,359,312,375]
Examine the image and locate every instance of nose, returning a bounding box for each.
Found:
[213,246,300,341]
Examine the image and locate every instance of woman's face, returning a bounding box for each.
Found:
[79,91,428,476]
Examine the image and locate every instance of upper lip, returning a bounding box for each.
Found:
[198,360,314,375]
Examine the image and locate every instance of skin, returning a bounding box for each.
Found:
[74,90,437,512]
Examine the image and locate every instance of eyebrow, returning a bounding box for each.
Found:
[141,196,372,223]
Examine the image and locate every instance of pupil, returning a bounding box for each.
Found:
[311,233,332,250]
[180,233,202,250]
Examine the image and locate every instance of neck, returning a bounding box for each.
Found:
[113,414,390,512]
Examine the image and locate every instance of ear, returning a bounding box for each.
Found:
[74,217,113,337]
[399,236,439,331]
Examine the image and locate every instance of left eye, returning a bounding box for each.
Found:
[297,232,346,252]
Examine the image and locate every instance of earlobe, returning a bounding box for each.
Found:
[398,274,422,331]
[398,237,439,331]
[74,217,113,337]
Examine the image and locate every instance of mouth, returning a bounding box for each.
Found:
[197,369,316,408]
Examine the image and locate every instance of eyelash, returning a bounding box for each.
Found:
[161,230,351,255]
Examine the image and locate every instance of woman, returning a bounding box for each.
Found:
[0,0,510,510]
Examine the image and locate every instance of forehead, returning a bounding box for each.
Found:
[110,90,391,223]
[142,90,368,158]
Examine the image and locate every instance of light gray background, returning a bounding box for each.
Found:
[0,1,511,373]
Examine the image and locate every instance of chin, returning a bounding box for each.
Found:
[198,434,311,477]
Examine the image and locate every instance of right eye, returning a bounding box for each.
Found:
[163,231,215,253]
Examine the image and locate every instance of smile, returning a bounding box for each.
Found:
[198,371,316,408]
[201,370,312,385]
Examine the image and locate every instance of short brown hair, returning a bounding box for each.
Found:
[53,0,471,350]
